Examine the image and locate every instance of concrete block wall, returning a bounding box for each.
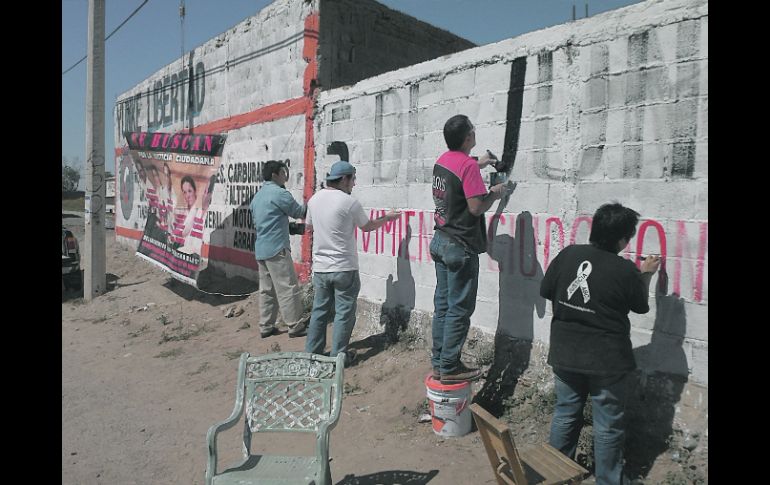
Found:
[316,0,708,385]
[115,0,311,138]
[207,114,308,279]
[318,0,475,90]
[113,0,474,282]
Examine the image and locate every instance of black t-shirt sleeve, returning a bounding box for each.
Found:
[626,262,650,314]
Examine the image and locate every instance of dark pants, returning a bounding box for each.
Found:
[429,231,479,374]
[549,368,630,485]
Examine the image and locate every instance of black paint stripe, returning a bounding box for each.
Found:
[500,57,527,171]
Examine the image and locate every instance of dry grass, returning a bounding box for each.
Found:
[155,347,184,359]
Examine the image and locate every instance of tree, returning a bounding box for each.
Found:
[62,157,81,192]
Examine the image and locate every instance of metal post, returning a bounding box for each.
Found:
[84,0,106,300]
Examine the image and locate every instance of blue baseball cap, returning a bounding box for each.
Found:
[326,161,356,181]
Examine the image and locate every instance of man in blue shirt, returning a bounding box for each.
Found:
[250,161,308,338]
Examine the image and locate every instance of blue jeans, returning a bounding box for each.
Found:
[430,231,479,375]
[549,368,629,485]
[305,271,361,358]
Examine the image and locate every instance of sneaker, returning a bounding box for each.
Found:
[288,321,308,338]
[440,361,481,384]
[260,327,278,338]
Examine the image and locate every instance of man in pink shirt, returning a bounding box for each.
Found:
[431,114,513,384]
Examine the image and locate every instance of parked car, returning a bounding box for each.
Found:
[62,225,81,291]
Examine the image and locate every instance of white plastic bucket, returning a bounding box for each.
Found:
[425,374,472,437]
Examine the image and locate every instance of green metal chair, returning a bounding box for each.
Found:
[206,351,345,485]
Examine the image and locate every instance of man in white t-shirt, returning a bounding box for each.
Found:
[305,161,400,366]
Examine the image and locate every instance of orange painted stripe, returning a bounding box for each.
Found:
[114,99,308,160]
[293,262,305,277]
[116,226,143,240]
[116,225,258,270]
[193,97,309,134]
[298,11,320,283]
[206,245,258,270]
[303,13,320,59]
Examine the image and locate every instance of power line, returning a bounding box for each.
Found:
[62,0,151,76]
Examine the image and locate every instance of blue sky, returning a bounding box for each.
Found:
[61,0,641,180]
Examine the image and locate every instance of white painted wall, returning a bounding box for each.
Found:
[113,0,475,282]
[316,0,708,384]
[111,0,708,385]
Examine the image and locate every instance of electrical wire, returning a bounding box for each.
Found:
[62,0,151,76]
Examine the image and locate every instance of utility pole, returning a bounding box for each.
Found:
[84,0,106,301]
[180,0,188,131]
[179,0,186,62]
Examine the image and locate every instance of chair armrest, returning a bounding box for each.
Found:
[315,422,333,484]
[205,413,243,478]
[328,353,346,428]
[313,353,346,485]
[205,353,249,485]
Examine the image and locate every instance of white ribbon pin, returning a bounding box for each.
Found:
[566,261,592,303]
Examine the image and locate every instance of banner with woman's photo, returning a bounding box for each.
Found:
[124,131,227,286]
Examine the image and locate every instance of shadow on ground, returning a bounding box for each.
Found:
[63,272,146,302]
[336,469,439,485]
[473,334,533,418]
[105,272,146,291]
[159,258,256,306]
[347,332,389,366]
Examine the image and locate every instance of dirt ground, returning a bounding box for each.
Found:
[62,213,705,484]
